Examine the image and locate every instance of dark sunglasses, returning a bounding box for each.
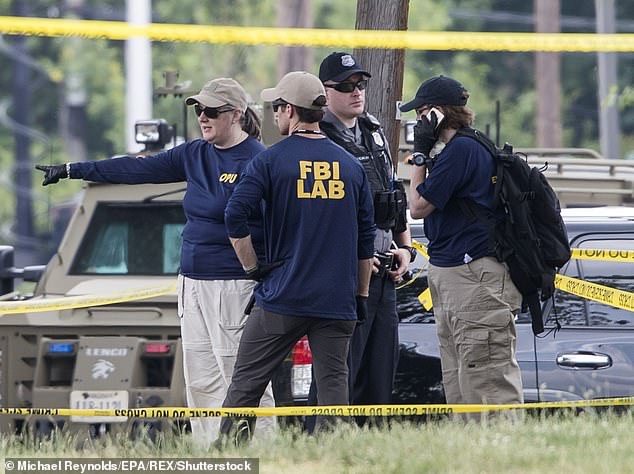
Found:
[194,104,234,119]
[324,79,368,93]
[272,100,289,112]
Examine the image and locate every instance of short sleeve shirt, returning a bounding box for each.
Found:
[417,136,495,267]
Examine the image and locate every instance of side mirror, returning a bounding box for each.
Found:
[23,265,46,283]
[0,247,45,295]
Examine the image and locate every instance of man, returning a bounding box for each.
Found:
[217,71,376,445]
[400,75,523,407]
[316,52,416,413]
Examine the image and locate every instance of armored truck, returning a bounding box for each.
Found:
[0,181,187,436]
[397,120,634,208]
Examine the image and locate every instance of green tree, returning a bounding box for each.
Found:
[0,0,633,258]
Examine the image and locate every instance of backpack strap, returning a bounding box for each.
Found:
[455,127,497,154]
[452,127,500,222]
[455,128,506,206]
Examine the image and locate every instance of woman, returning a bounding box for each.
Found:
[36,77,275,446]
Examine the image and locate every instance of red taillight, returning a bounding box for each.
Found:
[145,343,171,354]
[292,336,312,365]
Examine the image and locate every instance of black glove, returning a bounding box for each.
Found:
[245,261,283,282]
[413,112,441,157]
[355,295,368,324]
[35,164,68,186]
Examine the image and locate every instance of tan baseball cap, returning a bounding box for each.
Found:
[185,77,248,112]
[261,71,327,111]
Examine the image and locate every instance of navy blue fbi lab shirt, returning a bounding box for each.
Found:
[225,135,376,321]
[72,138,266,279]
[417,136,496,267]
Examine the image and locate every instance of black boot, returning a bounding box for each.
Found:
[213,416,256,450]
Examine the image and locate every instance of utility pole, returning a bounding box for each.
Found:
[125,0,152,153]
[61,0,88,163]
[354,0,409,167]
[11,0,34,265]
[535,0,562,148]
[596,0,621,159]
[276,0,313,77]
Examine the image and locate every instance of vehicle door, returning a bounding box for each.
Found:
[515,230,634,402]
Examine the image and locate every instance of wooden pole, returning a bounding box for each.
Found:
[354,0,410,168]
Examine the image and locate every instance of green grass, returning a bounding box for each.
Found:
[2,412,632,473]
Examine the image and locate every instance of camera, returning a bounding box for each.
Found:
[374,251,398,278]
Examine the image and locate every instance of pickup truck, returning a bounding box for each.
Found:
[278,206,634,408]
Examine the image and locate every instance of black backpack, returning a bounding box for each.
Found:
[455,128,572,335]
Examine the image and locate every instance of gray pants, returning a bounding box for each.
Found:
[220,306,356,436]
[428,257,524,407]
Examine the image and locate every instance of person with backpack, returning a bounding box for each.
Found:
[400,75,524,408]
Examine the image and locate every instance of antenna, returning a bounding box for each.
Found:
[495,100,501,147]
[155,70,195,142]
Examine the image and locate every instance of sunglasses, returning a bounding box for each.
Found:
[324,79,368,93]
[415,106,431,117]
[194,104,234,119]
[272,100,289,112]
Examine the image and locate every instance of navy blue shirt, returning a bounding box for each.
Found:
[225,135,376,320]
[417,136,495,267]
[72,138,266,279]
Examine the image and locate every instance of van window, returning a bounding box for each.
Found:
[71,202,186,275]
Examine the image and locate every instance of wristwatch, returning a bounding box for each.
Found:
[407,152,428,167]
[400,245,417,263]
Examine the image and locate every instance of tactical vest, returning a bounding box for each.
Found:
[321,113,405,231]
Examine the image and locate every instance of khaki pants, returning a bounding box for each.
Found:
[178,276,276,447]
[428,257,524,407]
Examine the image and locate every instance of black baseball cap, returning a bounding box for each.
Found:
[400,75,468,112]
[319,52,372,83]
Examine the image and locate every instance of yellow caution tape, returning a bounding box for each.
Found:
[2,397,634,418]
[2,244,630,316]
[395,239,428,290]
[555,274,634,312]
[416,274,634,313]
[409,242,634,312]
[0,16,633,52]
[0,283,177,316]
[411,240,429,260]
[413,243,634,264]
[395,265,424,290]
[416,273,634,313]
[410,240,433,309]
[571,248,634,263]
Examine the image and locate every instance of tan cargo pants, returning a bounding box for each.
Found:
[428,257,524,407]
[178,276,276,447]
